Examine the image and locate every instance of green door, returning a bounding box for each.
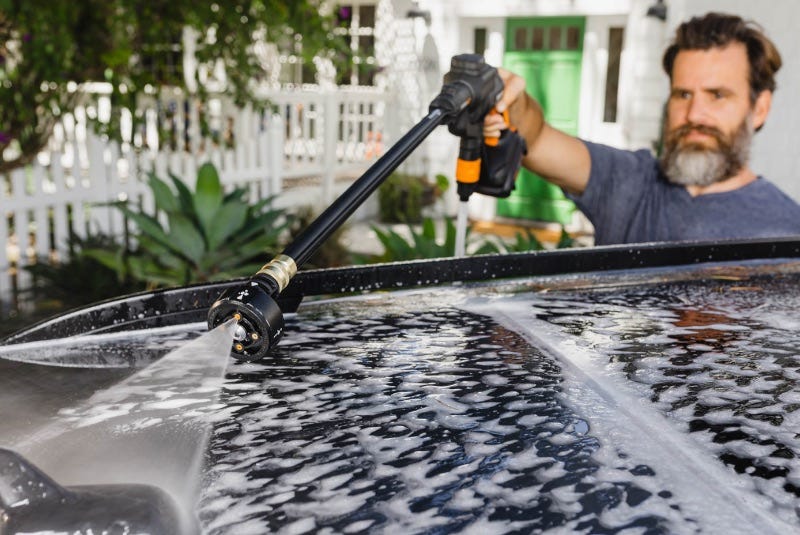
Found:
[497,17,585,224]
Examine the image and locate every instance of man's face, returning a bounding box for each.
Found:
[660,43,766,186]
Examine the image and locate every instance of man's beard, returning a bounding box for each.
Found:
[659,117,753,187]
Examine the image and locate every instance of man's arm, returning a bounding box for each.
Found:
[487,69,591,195]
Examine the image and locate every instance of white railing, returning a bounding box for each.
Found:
[0,86,389,311]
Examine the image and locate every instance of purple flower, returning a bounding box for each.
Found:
[338,7,351,20]
[0,132,11,144]
[22,33,32,42]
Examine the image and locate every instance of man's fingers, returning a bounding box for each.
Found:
[483,112,508,138]
[495,68,526,113]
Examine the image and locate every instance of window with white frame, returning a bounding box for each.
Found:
[274,31,318,87]
[603,27,624,123]
[334,2,378,86]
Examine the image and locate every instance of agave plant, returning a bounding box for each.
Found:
[367,217,577,263]
[474,226,575,254]
[87,163,291,287]
[366,217,460,262]
[472,228,545,255]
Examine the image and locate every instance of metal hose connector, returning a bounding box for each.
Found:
[256,254,297,293]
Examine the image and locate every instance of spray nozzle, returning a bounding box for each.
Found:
[207,276,285,361]
[207,254,296,360]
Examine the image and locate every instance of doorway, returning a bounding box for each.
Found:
[498,17,585,224]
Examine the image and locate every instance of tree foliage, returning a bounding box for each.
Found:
[0,0,341,173]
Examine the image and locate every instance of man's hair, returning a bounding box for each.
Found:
[662,12,782,102]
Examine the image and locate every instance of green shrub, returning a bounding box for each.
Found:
[86,163,291,287]
[377,173,447,224]
[473,227,575,255]
[367,218,577,262]
[472,229,545,255]
[362,217,460,262]
[24,232,146,309]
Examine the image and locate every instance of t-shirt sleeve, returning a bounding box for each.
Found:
[566,140,655,244]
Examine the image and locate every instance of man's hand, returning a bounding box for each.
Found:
[483,68,526,139]
[496,68,527,113]
[483,66,591,195]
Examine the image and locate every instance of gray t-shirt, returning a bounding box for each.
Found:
[567,141,800,246]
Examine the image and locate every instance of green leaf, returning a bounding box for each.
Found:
[128,257,161,278]
[250,195,279,213]
[167,212,207,264]
[136,238,187,271]
[82,248,125,272]
[230,212,286,246]
[147,172,179,214]
[443,217,457,254]
[168,171,196,215]
[412,218,452,258]
[223,186,250,204]
[373,226,415,261]
[127,256,176,284]
[421,218,436,241]
[206,200,249,250]
[114,203,172,247]
[223,234,280,262]
[506,230,543,252]
[410,227,433,258]
[472,241,503,255]
[99,165,292,287]
[207,263,265,281]
[435,174,450,193]
[193,163,223,235]
[557,227,575,249]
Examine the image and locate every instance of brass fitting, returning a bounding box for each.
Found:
[256,254,297,293]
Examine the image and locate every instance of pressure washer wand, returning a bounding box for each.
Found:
[207,54,504,361]
[206,110,446,361]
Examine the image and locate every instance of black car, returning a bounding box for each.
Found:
[2,239,800,534]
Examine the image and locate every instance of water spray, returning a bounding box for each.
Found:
[208,54,509,360]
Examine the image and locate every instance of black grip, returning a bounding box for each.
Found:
[475,129,527,198]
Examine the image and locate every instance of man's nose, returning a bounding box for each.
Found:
[685,96,710,125]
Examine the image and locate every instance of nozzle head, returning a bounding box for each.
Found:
[207,281,285,361]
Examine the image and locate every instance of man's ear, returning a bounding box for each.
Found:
[753,90,772,131]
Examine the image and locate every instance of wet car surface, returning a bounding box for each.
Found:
[3,259,800,533]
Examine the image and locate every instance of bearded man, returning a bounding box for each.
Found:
[485,12,800,245]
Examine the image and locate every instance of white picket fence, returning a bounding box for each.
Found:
[0,86,390,311]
